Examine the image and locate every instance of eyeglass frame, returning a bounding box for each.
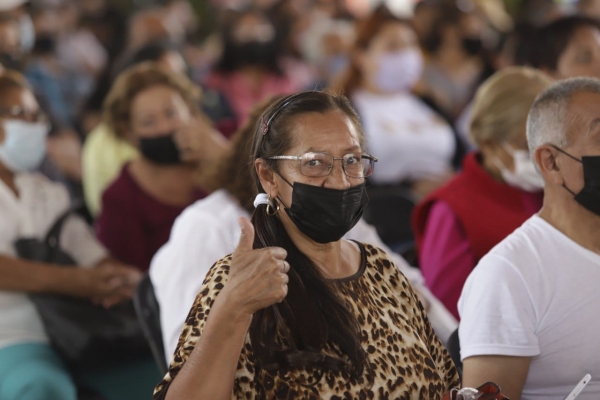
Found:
[266,152,378,178]
[0,106,48,123]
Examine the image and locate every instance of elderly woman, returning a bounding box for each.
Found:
[150,99,458,365]
[153,91,459,399]
[96,62,228,272]
[412,67,553,319]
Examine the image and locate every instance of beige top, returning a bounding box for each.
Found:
[154,242,459,399]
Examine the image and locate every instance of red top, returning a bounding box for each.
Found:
[412,152,543,318]
[96,164,206,272]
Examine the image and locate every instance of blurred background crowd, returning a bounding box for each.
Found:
[2,0,600,398]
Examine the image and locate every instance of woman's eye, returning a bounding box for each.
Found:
[345,156,360,165]
[306,159,322,167]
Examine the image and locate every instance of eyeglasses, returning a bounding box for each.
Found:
[0,106,48,123]
[267,152,378,178]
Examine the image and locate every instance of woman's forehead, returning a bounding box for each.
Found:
[286,110,361,152]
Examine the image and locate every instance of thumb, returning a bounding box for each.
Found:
[234,217,255,256]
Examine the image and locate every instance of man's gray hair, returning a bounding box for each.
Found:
[527,77,600,154]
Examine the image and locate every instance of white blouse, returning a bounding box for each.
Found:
[352,90,456,184]
[0,172,107,350]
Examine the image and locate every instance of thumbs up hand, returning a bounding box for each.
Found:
[217,217,290,317]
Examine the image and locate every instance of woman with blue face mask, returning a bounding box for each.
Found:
[0,69,161,400]
[412,67,553,319]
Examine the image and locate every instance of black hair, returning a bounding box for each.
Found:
[248,91,371,384]
[214,8,283,75]
[525,16,600,72]
[124,40,180,70]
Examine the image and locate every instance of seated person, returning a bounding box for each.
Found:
[412,67,552,319]
[150,100,458,363]
[337,6,459,199]
[525,16,600,80]
[0,70,151,400]
[96,62,228,272]
[152,91,459,399]
[459,77,600,399]
[82,40,231,217]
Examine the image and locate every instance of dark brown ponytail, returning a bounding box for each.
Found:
[248,91,369,382]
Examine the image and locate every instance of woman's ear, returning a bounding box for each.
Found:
[534,145,562,185]
[255,158,279,198]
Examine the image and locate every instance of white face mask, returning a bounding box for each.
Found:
[0,120,49,172]
[494,142,543,192]
[373,48,423,93]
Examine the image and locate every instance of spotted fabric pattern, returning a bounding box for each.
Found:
[154,243,459,399]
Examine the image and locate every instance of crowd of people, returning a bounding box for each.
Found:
[0,0,600,399]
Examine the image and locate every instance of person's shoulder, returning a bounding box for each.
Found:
[177,190,246,226]
[17,172,69,201]
[101,164,135,202]
[484,215,547,266]
[361,242,407,280]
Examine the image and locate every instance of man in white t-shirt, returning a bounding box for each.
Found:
[459,77,600,399]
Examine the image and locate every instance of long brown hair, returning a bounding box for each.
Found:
[249,91,370,383]
[335,5,410,97]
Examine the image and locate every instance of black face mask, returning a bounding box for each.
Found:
[139,133,182,165]
[462,37,483,55]
[280,180,369,244]
[235,40,276,66]
[555,147,600,216]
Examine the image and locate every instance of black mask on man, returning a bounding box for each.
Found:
[279,179,369,244]
[139,133,182,165]
[555,146,600,216]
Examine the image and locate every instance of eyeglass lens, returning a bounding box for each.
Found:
[299,152,373,178]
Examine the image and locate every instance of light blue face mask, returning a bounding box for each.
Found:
[0,120,49,172]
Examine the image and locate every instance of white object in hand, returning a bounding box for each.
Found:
[564,374,591,400]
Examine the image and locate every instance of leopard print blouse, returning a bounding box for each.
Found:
[154,243,459,399]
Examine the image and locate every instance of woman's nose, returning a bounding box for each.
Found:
[323,160,352,189]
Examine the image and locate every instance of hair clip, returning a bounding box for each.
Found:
[261,117,269,135]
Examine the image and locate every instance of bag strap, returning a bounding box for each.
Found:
[44,201,82,249]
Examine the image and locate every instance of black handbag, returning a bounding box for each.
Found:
[14,209,151,370]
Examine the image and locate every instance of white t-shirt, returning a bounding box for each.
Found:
[150,190,457,362]
[352,90,456,184]
[458,215,600,399]
[0,173,108,350]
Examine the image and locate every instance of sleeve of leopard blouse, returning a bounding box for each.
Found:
[404,269,461,391]
[153,255,234,400]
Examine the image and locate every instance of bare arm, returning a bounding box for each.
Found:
[462,355,532,400]
[0,255,140,304]
[161,218,288,400]
[164,293,253,400]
